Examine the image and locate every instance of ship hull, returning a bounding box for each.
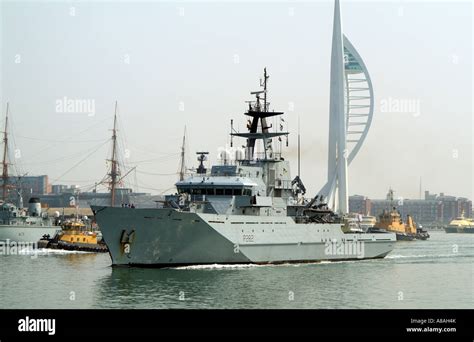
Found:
[395,233,415,241]
[0,225,60,244]
[371,228,429,241]
[445,227,474,234]
[92,206,396,267]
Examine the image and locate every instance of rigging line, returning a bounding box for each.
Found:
[17,115,114,164]
[116,166,136,185]
[74,183,98,191]
[136,170,178,176]
[56,178,104,183]
[91,180,109,191]
[113,107,130,173]
[15,135,106,143]
[11,111,112,144]
[158,187,176,195]
[5,112,25,178]
[128,154,181,164]
[9,106,112,139]
[51,139,109,184]
[134,175,176,193]
[117,111,129,148]
[134,167,139,194]
[20,140,110,166]
[134,178,165,190]
[135,184,175,194]
[118,133,130,170]
[127,146,180,157]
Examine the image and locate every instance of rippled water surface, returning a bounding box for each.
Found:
[1,231,472,308]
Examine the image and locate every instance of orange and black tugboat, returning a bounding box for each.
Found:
[38,218,108,253]
[370,189,430,241]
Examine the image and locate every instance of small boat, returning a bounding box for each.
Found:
[416,225,430,240]
[38,219,108,253]
[370,189,430,241]
[444,212,474,234]
[359,215,376,231]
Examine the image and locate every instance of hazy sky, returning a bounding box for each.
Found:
[1,0,472,200]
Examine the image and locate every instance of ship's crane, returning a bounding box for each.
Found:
[291,175,306,196]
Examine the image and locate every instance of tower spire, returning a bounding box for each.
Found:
[330,0,348,214]
[317,0,374,215]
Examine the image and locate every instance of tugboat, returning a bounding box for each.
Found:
[370,189,430,241]
[38,216,108,253]
[444,211,474,233]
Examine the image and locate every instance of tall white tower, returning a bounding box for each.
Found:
[320,0,374,214]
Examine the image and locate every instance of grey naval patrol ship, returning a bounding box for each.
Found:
[0,104,59,244]
[92,69,396,267]
[0,197,59,244]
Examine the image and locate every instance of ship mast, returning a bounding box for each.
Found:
[179,126,186,181]
[109,101,119,207]
[231,68,288,161]
[388,188,394,209]
[2,103,9,201]
[262,67,269,112]
[297,116,301,177]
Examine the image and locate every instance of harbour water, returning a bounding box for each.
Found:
[0,231,472,309]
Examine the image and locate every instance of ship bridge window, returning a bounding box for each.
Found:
[205,188,215,195]
[243,188,252,196]
[213,188,245,196]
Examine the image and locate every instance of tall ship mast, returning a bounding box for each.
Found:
[108,102,119,207]
[92,69,396,267]
[178,126,186,181]
[2,103,10,201]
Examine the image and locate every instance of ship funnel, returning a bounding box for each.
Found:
[28,197,42,217]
